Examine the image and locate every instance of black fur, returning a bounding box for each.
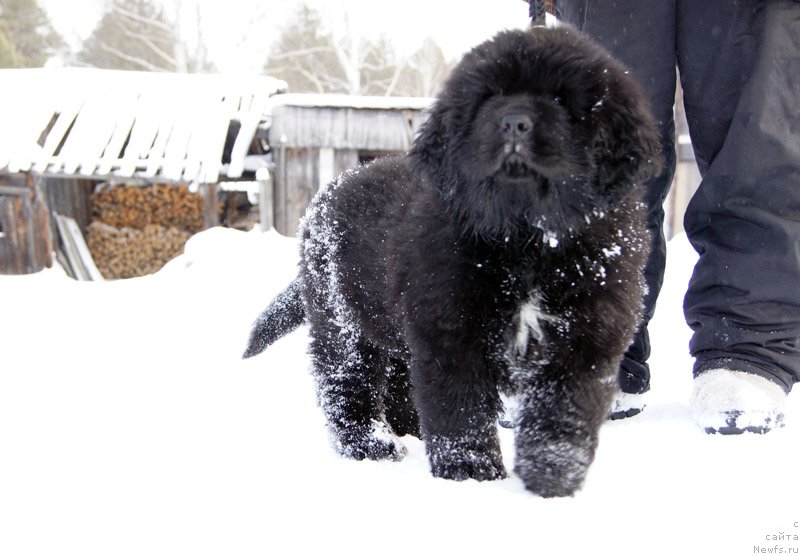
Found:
[244,25,662,497]
[243,279,305,359]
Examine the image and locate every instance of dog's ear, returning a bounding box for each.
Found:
[408,103,454,192]
[591,73,663,195]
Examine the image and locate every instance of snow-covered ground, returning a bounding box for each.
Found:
[1,228,797,556]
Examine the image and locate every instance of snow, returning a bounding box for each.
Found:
[513,293,561,356]
[602,243,622,258]
[268,93,433,112]
[0,68,285,184]
[1,228,798,556]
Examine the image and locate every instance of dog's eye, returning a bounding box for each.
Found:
[553,96,563,105]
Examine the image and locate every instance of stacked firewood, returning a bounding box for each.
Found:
[91,184,205,233]
[87,184,205,279]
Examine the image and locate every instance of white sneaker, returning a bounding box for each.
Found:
[690,368,786,434]
[608,391,648,420]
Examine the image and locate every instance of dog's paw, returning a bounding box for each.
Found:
[426,432,507,482]
[514,439,593,497]
[332,421,407,462]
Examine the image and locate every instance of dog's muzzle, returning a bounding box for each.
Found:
[499,113,536,179]
[502,153,532,178]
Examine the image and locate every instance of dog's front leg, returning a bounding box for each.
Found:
[512,295,632,497]
[408,337,506,482]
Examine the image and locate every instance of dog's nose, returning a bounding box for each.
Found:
[501,113,533,140]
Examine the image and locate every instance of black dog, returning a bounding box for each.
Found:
[244,24,661,497]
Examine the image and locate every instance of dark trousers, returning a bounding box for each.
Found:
[555,0,800,393]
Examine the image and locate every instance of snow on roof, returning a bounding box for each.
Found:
[0,67,287,184]
[267,93,433,112]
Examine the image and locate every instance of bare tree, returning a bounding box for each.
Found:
[264,3,346,93]
[264,4,452,97]
[168,0,213,73]
[264,3,405,96]
[77,0,214,72]
[393,38,452,97]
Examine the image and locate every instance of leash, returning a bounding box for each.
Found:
[529,0,547,27]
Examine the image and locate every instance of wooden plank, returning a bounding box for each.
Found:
[256,167,273,232]
[273,143,288,235]
[31,93,84,174]
[6,89,60,173]
[180,91,227,183]
[54,213,84,280]
[226,92,269,178]
[77,96,123,176]
[45,178,94,236]
[228,93,269,178]
[0,196,26,274]
[268,105,426,151]
[142,98,177,178]
[0,194,48,275]
[59,90,120,176]
[54,214,103,281]
[180,92,218,184]
[200,182,219,228]
[118,91,161,177]
[28,173,53,270]
[318,147,335,189]
[198,94,238,184]
[0,185,29,196]
[161,101,196,182]
[279,147,318,237]
[96,91,139,176]
[334,149,359,175]
[57,98,104,175]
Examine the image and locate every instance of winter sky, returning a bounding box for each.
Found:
[38,0,531,73]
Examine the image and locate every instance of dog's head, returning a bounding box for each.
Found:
[409,25,662,240]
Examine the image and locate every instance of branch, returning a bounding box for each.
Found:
[296,65,326,93]
[268,45,336,61]
[360,61,395,72]
[121,28,177,67]
[190,1,208,71]
[111,1,174,33]
[331,35,361,94]
[230,5,270,59]
[98,40,169,71]
[305,63,351,92]
[383,62,406,96]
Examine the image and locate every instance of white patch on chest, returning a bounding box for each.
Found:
[513,292,559,355]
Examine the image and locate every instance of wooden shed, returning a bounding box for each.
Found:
[0,67,286,276]
[266,94,432,236]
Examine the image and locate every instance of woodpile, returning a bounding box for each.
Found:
[91,184,205,233]
[87,184,205,279]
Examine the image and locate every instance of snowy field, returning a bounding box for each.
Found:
[1,227,798,556]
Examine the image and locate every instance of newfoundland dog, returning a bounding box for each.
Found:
[244,24,662,497]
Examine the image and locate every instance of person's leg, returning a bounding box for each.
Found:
[556,0,677,401]
[679,0,800,432]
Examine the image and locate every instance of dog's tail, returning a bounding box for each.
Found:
[242,277,306,359]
